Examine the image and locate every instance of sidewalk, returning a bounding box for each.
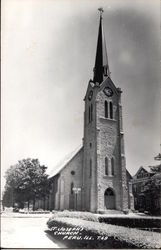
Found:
[1,216,62,248]
[1,211,52,218]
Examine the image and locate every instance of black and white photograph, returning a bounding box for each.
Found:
[1,0,161,248]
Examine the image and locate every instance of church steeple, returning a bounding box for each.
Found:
[93,8,110,84]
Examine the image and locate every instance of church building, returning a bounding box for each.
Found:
[36,9,134,213]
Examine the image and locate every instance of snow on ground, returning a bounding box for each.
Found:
[1,211,161,248]
[1,215,61,248]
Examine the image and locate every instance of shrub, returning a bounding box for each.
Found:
[47,217,161,249]
[98,217,161,232]
[49,211,161,233]
[50,211,99,222]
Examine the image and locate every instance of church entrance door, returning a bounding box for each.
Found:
[104,188,115,209]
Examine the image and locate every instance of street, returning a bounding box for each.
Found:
[1,213,64,248]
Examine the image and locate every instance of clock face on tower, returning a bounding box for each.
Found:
[104,87,113,97]
[88,90,93,101]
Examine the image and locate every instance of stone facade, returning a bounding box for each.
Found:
[45,76,134,213]
[82,77,132,212]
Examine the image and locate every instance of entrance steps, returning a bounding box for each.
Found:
[98,209,124,214]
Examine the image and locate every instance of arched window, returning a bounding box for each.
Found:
[89,106,91,123]
[105,157,108,175]
[109,101,113,119]
[71,182,74,194]
[91,104,93,122]
[105,101,108,118]
[111,158,114,176]
[89,159,92,177]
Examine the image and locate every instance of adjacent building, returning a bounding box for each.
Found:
[132,165,161,214]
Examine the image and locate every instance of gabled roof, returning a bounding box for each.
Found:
[84,76,121,102]
[99,76,121,96]
[133,166,153,178]
[126,169,132,180]
[84,79,97,101]
[49,145,83,178]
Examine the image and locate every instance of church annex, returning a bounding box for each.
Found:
[36,9,134,213]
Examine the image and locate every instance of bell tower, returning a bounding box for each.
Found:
[82,9,129,212]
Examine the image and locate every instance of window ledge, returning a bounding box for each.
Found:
[99,117,116,122]
[103,175,115,178]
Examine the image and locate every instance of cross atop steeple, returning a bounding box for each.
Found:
[98,7,104,17]
[93,8,110,84]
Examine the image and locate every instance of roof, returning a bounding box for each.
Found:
[49,145,83,178]
[126,169,132,179]
[133,166,151,178]
[141,166,152,172]
[133,165,160,178]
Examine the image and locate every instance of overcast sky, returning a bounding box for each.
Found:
[2,0,160,191]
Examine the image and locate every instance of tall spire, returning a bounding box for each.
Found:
[93,8,110,84]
